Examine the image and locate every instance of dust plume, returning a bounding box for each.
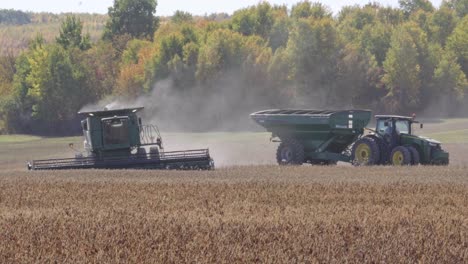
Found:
[81,71,293,132]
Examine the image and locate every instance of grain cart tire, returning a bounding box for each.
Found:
[276,138,305,165]
[390,146,411,166]
[352,137,380,166]
[407,146,420,165]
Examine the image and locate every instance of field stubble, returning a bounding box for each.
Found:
[1,166,468,263]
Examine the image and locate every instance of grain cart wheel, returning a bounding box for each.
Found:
[390,146,411,166]
[276,138,305,165]
[352,137,380,166]
[407,146,420,165]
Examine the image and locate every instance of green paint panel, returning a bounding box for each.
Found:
[251,109,371,156]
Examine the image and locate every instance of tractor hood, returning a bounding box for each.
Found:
[418,136,442,145]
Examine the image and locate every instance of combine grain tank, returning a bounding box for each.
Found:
[28,107,214,170]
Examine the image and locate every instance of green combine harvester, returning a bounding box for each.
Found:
[28,107,214,170]
[251,109,449,166]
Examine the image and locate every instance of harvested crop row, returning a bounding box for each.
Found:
[1,166,467,263]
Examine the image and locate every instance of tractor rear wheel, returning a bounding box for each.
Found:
[352,137,380,166]
[390,146,412,166]
[407,146,420,165]
[276,138,305,165]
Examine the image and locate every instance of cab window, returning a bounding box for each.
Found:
[395,120,410,134]
[102,118,130,145]
[377,120,392,134]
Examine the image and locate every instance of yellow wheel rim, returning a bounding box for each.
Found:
[392,151,404,165]
[355,143,371,163]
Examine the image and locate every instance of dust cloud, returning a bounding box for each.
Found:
[81,72,291,132]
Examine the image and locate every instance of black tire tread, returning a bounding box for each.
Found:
[407,146,420,165]
[351,137,380,166]
[390,146,412,166]
[276,138,305,165]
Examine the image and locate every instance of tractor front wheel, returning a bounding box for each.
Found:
[390,146,412,166]
[276,138,305,165]
[352,137,380,166]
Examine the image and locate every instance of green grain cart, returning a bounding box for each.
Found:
[28,107,214,170]
[251,109,449,166]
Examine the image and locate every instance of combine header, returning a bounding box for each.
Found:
[28,107,214,170]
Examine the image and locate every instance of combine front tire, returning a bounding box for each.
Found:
[276,138,305,165]
[352,137,380,166]
[390,146,411,166]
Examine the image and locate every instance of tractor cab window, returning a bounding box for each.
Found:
[102,117,130,146]
[395,120,410,135]
[376,119,393,135]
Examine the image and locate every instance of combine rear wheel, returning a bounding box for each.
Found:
[276,138,305,165]
[407,146,420,165]
[352,137,380,166]
[390,146,411,166]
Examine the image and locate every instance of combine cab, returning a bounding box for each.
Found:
[28,107,214,170]
[251,109,449,166]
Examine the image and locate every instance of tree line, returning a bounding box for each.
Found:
[0,0,467,134]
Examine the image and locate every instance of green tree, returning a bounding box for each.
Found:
[11,41,93,134]
[56,16,91,50]
[399,0,435,17]
[430,6,457,46]
[103,0,159,40]
[447,16,468,74]
[196,29,246,82]
[442,0,467,18]
[431,50,468,114]
[291,1,332,20]
[360,23,392,66]
[337,44,384,108]
[286,17,340,105]
[383,26,422,112]
[231,7,259,36]
[171,10,193,24]
[269,14,290,51]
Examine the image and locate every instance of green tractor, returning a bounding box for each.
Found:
[250,109,449,166]
[353,115,449,166]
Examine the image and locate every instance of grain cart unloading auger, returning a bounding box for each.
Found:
[28,107,214,170]
[251,109,449,166]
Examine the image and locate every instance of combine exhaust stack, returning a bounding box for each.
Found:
[28,107,214,170]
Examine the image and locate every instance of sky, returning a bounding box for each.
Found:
[0,0,443,16]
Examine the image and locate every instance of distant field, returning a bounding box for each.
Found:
[0,134,41,143]
[0,13,106,55]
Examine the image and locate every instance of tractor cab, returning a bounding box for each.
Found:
[375,115,421,138]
